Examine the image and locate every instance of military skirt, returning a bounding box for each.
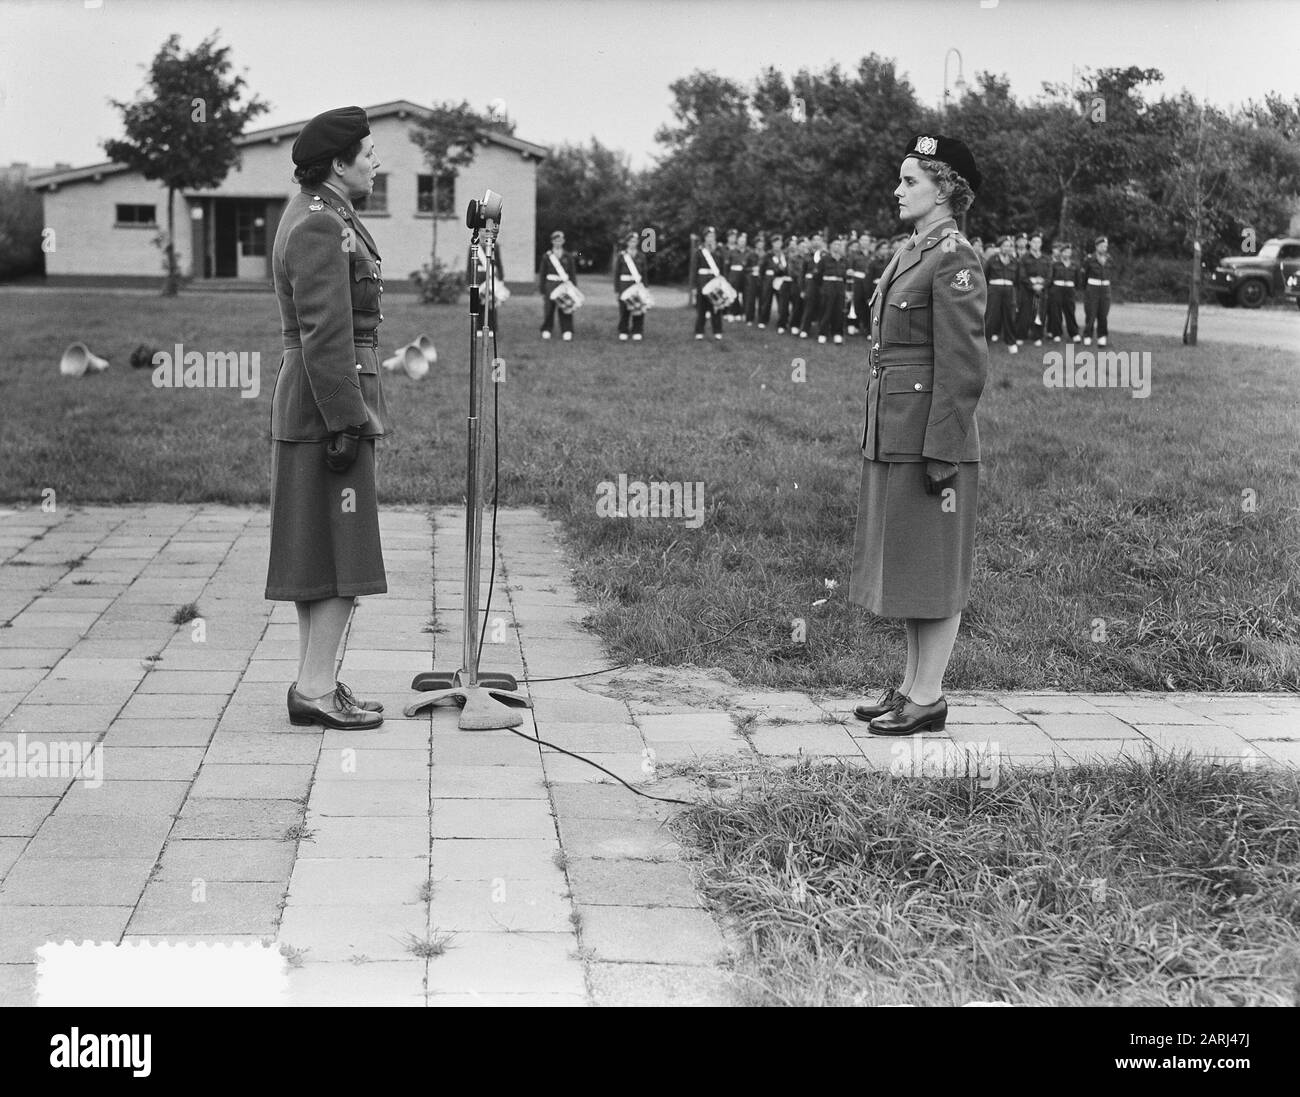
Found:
[265,438,387,602]
[848,457,978,619]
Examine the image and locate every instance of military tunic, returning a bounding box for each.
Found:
[849,217,988,619]
[266,181,390,602]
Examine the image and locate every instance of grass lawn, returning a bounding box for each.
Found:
[3,287,1298,692]
[678,753,1300,1006]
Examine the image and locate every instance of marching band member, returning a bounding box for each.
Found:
[758,232,783,329]
[817,236,849,344]
[1081,236,1112,346]
[614,230,648,341]
[538,230,578,341]
[1015,231,1051,346]
[1047,241,1080,343]
[847,233,872,336]
[727,231,748,321]
[786,239,807,334]
[983,235,1018,351]
[693,226,726,340]
[799,232,826,339]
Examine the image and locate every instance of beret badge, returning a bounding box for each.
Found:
[915,135,939,156]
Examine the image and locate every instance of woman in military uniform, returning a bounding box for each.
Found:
[850,134,988,736]
[266,106,390,730]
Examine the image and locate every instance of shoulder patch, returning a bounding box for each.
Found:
[950,268,973,290]
[308,202,324,211]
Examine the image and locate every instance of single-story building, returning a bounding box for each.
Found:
[27,99,547,290]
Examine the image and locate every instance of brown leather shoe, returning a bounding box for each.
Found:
[868,696,948,736]
[336,681,383,713]
[853,687,906,722]
[288,684,383,730]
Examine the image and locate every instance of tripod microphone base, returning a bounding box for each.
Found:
[404,683,531,730]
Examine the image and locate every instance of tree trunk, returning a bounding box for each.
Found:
[164,185,178,297]
[1183,239,1201,346]
[431,174,440,269]
[1058,191,1069,245]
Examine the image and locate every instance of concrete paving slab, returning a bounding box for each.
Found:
[205,731,321,765]
[430,799,556,840]
[100,719,218,747]
[22,813,173,860]
[0,857,155,906]
[155,839,297,882]
[288,859,428,907]
[172,798,303,840]
[296,815,429,860]
[422,932,585,996]
[577,905,728,965]
[2,704,121,735]
[91,746,205,781]
[1027,712,1140,739]
[189,763,314,800]
[428,878,572,933]
[428,765,547,799]
[277,902,430,962]
[308,780,428,818]
[565,857,704,908]
[587,961,735,1006]
[57,780,188,816]
[557,817,681,861]
[0,906,133,963]
[430,839,563,881]
[129,880,284,935]
[285,960,427,1007]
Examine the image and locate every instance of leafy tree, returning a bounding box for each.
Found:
[535,139,636,275]
[103,32,268,295]
[408,100,515,265]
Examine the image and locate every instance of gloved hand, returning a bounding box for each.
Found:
[924,460,959,496]
[324,426,362,473]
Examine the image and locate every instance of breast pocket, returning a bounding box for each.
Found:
[351,257,382,314]
[879,368,933,456]
[882,290,931,345]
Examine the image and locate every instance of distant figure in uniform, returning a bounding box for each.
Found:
[1081,235,1112,346]
[727,231,748,321]
[466,241,504,338]
[1047,242,1080,343]
[799,232,826,339]
[984,235,1018,350]
[847,234,872,336]
[693,226,726,340]
[1015,231,1051,346]
[539,230,578,341]
[614,230,647,342]
[758,232,784,329]
[786,239,807,334]
[267,105,389,732]
[743,235,764,325]
[817,236,849,344]
[851,133,988,738]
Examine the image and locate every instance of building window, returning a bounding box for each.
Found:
[236,204,267,257]
[355,173,388,213]
[416,169,456,215]
[115,204,156,226]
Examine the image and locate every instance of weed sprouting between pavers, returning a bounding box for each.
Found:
[675,751,1300,1006]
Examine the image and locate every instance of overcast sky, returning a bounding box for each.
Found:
[3,0,1297,172]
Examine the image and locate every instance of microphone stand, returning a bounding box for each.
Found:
[405,206,531,730]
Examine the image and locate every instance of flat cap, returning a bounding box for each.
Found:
[292,106,370,166]
[902,133,982,194]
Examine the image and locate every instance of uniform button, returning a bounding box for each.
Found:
[873,343,880,351]
[914,383,923,391]
[900,301,908,309]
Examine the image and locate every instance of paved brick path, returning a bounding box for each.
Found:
[0,504,1296,1006]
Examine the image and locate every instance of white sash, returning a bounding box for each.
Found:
[701,248,721,277]
[547,251,569,280]
[623,253,642,284]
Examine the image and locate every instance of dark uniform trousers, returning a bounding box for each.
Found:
[786,255,806,330]
[1081,255,1111,339]
[850,259,870,334]
[1046,261,1079,339]
[538,249,576,334]
[983,256,1017,343]
[727,252,746,317]
[800,252,823,335]
[743,251,761,323]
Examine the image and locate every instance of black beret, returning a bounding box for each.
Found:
[902,133,982,194]
[292,106,370,166]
